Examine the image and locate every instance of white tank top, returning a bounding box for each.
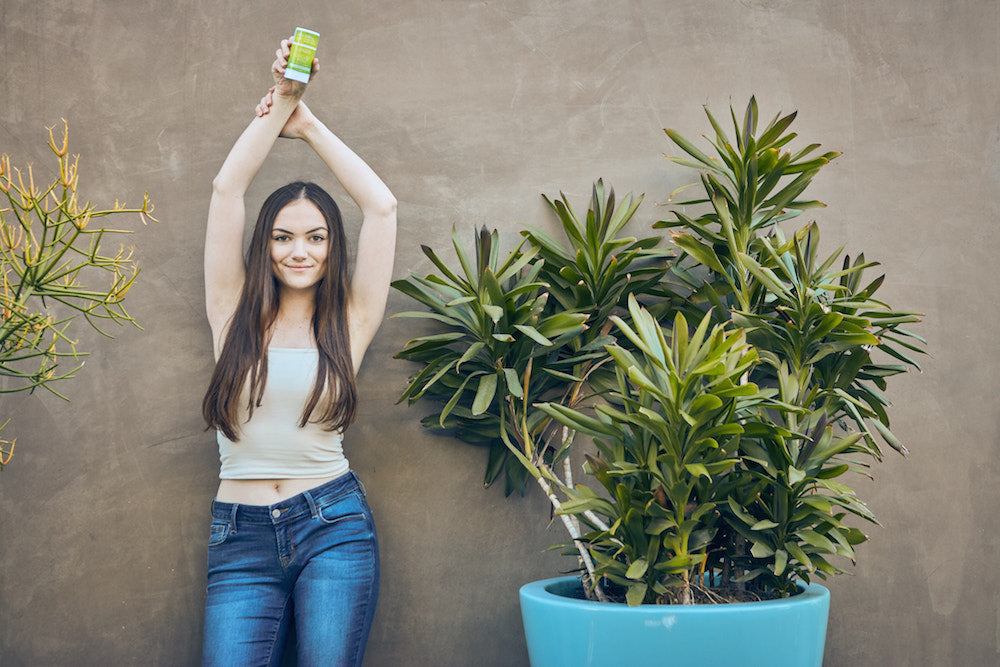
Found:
[217,347,350,479]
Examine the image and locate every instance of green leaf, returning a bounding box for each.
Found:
[495,245,539,282]
[788,466,806,485]
[626,582,648,607]
[797,529,837,553]
[738,252,792,300]
[785,541,814,571]
[757,110,797,149]
[816,464,849,480]
[392,310,464,327]
[451,227,477,285]
[440,374,476,426]
[418,359,458,396]
[513,324,553,346]
[407,332,465,344]
[536,312,589,338]
[626,558,649,580]
[671,232,726,274]
[502,367,523,398]
[645,518,677,535]
[421,244,470,291]
[773,549,788,576]
[687,394,723,417]
[665,129,724,172]
[455,341,485,372]
[472,373,498,415]
[684,463,712,480]
[541,402,620,438]
[843,527,868,545]
[482,304,503,323]
[871,419,906,454]
[540,367,584,382]
[727,497,756,526]
[801,496,834,513]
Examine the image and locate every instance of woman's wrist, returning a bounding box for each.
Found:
[270,90,303,111]
[298,113,326,144]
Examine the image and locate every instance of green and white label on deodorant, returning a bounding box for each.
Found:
[285,27,319,83]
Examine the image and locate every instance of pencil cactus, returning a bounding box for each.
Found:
[0,121,156,469]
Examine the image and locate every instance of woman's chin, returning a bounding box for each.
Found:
[277,273,321,291]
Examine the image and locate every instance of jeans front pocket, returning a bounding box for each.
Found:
[315,491,367,527]
[208,520,231,547]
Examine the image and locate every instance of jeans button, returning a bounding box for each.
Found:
[271,509,281,519]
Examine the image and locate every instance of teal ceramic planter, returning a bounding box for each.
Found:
[519,576,829,667]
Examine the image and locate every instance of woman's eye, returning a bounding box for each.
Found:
[272,236,289,242]
[312,236,326,242]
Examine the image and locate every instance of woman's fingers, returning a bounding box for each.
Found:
[255,88,276,117]
[273,38,293,73]
[271,37,311,94]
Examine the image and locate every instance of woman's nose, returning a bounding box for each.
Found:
[291,239,308,259]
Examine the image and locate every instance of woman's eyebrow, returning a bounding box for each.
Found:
[271,226,327,234]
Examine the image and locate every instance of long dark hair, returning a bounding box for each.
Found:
[203,181,357,441]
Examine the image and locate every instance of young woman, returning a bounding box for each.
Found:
[200,37,396,666]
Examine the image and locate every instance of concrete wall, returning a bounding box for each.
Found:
[1,0,996,664]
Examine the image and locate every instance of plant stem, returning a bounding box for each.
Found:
[533,474,607,602]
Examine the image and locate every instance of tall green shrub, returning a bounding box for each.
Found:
[548,99,926,602]
[394,182,670,594]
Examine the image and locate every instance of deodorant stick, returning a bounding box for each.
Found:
[284,27,320,83]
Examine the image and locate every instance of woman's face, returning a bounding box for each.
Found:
[270,198,329,292]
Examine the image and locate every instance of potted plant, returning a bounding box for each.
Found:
[0,121,156,469]
[394,99,924,666]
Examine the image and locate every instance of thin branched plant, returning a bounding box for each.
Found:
[0,121,156,469]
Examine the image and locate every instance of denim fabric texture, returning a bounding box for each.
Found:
[202,472,379,667]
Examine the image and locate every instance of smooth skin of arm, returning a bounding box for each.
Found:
[303,115,397,373]
[205,40,312,355]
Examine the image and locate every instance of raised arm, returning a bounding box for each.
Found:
[300,114,398,370]
[204,40,311,351]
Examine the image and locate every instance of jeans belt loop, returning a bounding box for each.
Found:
[353,471,366,496]
[304,490,320,519]
[229,503,239,533]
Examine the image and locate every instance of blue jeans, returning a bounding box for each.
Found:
[202,472,379,666]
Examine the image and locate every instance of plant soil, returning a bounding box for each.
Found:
[594,580,787,605]
[655,583,781,605]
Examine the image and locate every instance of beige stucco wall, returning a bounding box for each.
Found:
[1,1,997,664]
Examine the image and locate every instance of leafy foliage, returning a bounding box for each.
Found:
[393,181,670,496]
[650,99,925,595]
[540,297,761,605]
[657,98,922,459]
[0,121,156,469]
[544,99,925,602]
[394,100,925,605]
[393,226,583,494]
